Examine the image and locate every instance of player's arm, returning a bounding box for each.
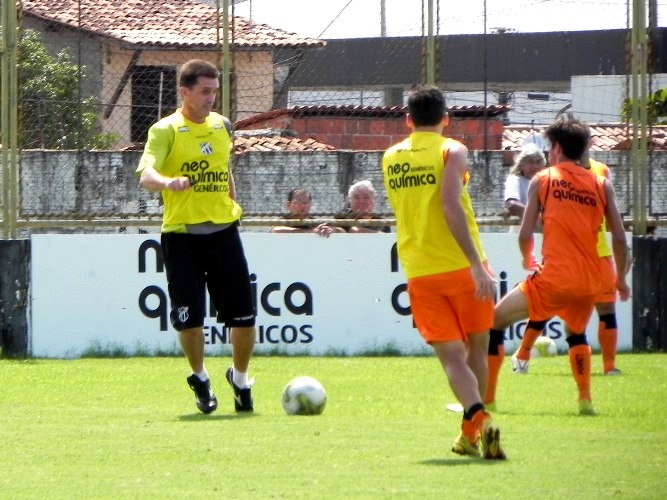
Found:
[137,124,191,192]
[224,117,238,200]
[518,176,541,270]
[441,142,495,300]
[139,166,192,192]
[602,178,631,301]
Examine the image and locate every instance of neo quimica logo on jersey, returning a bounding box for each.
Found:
[550,178,598,206]
[386,162,436,191]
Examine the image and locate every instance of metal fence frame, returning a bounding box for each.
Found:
[0,0,657,237]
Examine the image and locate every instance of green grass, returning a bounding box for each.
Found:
[1,354,665,499]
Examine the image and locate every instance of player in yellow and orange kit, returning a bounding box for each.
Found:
[382,86,505,459]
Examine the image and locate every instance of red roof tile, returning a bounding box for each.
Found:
[503,124,667,151]
[121,130,335,154]
[233,131,335,154]
[234,104,511,130]
[22,0,324,49]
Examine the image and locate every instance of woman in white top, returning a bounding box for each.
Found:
[504,144,547,232]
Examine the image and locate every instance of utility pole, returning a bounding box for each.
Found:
[631,0,648,235]
[1,0,19,238]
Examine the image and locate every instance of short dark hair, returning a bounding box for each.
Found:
[544,114,590,162]
[179,59,219,88]
[287,188,311,202]
[407,86,447,127]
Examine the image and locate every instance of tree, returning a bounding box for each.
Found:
[621,87,667,125]
[3,29,118,149]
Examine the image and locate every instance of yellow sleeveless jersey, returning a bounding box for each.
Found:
[136,110,242,233]
[382,132,485,278]
[589,159,612,257]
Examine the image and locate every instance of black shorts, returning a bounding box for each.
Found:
[161,224,255,331]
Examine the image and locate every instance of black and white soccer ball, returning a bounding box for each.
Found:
[281,376,327,415]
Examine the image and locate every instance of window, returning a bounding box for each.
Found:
[131,66,177,142]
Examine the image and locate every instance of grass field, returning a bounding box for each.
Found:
[1,354,665,499]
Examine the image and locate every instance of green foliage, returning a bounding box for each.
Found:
[621,87,667,125]
[12,29,119,149]
[1,354,665,498]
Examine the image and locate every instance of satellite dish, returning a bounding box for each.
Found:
[522,132,550,152]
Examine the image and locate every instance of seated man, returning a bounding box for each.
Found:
[270,188,344,238]
[338,180,391,233]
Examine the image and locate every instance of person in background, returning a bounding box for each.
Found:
[339,180,391,233]
[136,59,256,415]
[270,188,345,237]
[382,85,505,460]
[490,114,630,416]
[510,151,630,376]
[484,145,547,407]
[504,145,547,232]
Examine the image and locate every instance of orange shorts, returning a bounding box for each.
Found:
[407,267,494,344]
[594,255,617,304]
[519,273,595,333]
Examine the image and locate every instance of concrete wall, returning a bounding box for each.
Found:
[15,149,662,231]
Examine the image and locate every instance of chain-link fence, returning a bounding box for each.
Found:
[2,0,665,237]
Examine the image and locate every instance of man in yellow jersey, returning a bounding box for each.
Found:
[382,86,505,460]
[586,155,629,374]
[509,153,630,376]
[491,115,630,416]
[136,59,256,414]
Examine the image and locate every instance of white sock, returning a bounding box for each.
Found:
[194,368,209,382]
[233,368,249,388]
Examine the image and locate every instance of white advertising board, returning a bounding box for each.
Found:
[30,233,632,358]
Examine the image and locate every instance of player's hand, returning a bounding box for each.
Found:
[471,265,497,301]
[522,253,540,271]
[165,176,192,192]
[623,245,633,276]
[616,279,631,302]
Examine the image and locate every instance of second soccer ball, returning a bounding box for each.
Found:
[531,336,558,357]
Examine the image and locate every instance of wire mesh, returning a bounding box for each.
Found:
[1,0,665,237]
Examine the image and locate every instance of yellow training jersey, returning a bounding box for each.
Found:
[136,110,242,233]
[382,132,485,278]
[589,159,612,257]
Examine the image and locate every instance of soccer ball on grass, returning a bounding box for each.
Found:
[281,376,327,415]
[530,335,558,357]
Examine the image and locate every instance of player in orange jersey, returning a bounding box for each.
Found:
[509,153,631,376]
[491,115,630,415]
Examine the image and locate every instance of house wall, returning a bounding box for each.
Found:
[22,17,104,100]
[20,18,276,147]
[234,51,275,119]
[281,30,649,92]
[102,49,266,147]
[237,115,505,151]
